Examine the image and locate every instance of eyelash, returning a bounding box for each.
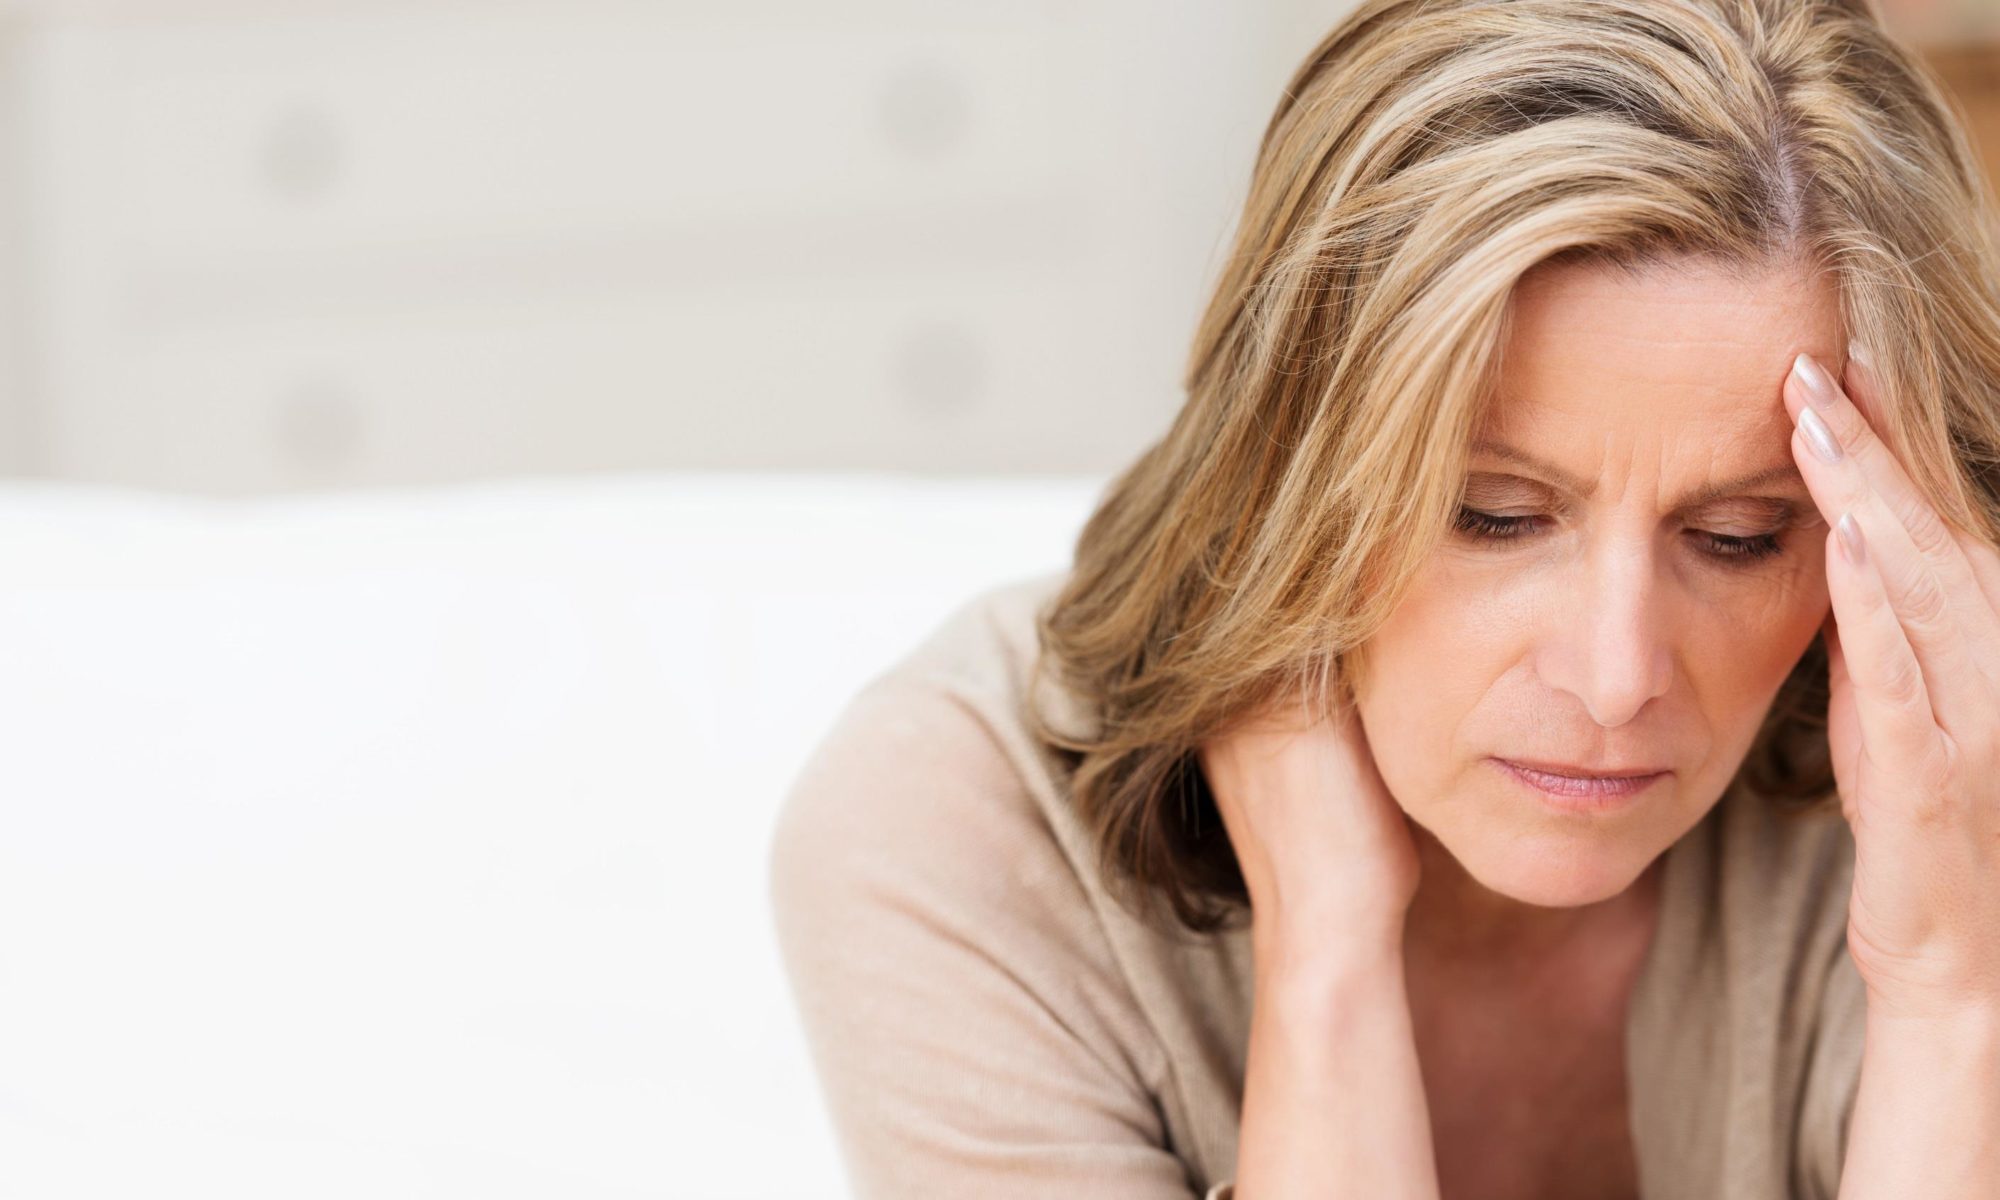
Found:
[1451,507,1788,565]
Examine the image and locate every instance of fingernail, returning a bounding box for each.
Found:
[1793,353,1840,411]
[1799,405,1844,463]
[1836,511,1866,566]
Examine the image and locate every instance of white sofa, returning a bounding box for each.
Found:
[0,471,1107,1198]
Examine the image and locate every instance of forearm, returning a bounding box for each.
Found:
[1836,1004,2000,1199]
[1233,916,1440,1200]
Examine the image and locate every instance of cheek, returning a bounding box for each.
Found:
[1686,564,1830,722]
[1350,569,1509,801]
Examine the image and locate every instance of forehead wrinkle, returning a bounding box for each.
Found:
[1469,439,1808,512]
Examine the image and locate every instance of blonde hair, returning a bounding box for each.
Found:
[1029,0,2000,935]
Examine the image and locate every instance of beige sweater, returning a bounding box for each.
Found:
[768,570,1867,1199]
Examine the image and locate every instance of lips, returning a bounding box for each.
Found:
[1491,756,1669,804]
[1498,756,1669,780]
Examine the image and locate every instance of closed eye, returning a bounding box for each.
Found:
[1451,507,1788,565]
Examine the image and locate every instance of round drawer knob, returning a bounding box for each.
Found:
[272,376,365,475]
[893,322,984,416]
[259,105,345,202]
[877,62,972,161]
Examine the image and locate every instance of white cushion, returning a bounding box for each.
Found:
[0,471,1106,1198]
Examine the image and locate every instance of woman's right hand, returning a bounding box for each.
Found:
[1197,685,1423,958]
[1200,686,1443,1200]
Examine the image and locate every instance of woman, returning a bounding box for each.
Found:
[770,1,2000,1197]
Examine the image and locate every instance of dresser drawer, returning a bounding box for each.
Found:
[48,262,1138,491]
[61,7,1088,267]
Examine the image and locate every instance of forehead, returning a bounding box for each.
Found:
[1484,254,1846,444]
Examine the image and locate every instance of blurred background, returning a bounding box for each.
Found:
[0,0,1367,491]
[0,2,1991,1198]
[0,0,1987,491]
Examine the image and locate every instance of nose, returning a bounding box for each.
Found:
[1536,539,1675,728]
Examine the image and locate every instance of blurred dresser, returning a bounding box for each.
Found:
[0,1,1331,492]
[20,4,1981,494]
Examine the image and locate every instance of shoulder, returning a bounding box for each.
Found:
[870,566,1091,748]
[765,569,1143,1043]
[765,573,1202,1193]
[766,570,1090,910]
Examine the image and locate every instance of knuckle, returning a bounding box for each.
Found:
[1877,650,1930,710]
[1895,489,1958,561]
[1897,570,1954,634]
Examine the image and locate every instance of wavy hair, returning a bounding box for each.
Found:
[1028,0,2000,935]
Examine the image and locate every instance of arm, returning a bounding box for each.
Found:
[1778,352,2000,1198]
[1835,1005,2000,1199]
[1199,695,1441,1199]
[768,677,1219,1198]
[1233,905,1438,1200]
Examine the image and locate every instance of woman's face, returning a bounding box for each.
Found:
[1351,254,1844,909]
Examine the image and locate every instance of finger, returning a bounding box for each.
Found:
[1821,607,1860,820]
[1788,351,1996,741]
[1955,523,2000,626]
[1824,515,1942,774]
[1846,341,2000,620]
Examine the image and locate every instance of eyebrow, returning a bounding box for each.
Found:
[1470,440,1809,510]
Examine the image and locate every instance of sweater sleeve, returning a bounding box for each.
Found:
[767,674,1221,1199]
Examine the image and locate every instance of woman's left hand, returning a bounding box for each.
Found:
[1785,346,2000,1023]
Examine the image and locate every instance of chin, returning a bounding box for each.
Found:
[1433,814,1658,908]
[1475,855,1643,908]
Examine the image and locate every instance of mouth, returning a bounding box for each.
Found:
[1489,756,1669,801]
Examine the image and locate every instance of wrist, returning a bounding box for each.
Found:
[1864,996,2000,1047]
[1252,906,1405,999]
[1863,984,2000,1032]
